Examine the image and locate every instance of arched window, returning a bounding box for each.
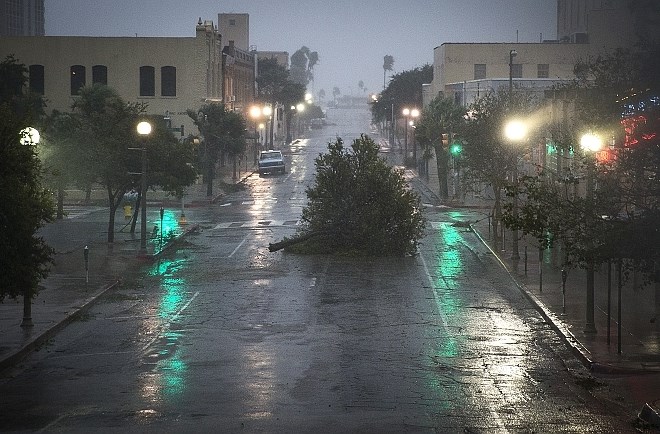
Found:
[29,64,45,95]
[70,65,86,95]
[161,66,176,97]
[92,65,108,85]
[139,66,155,96]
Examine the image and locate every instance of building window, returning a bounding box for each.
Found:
[139,66,155,96]
[511,64,522,79]
[92,65,107,85]
[474,64,486,80]
[537,64,549,79]
[70,65,85,95]
[161,66,176,97]
[229,19,236,25]
[29,64,44,95]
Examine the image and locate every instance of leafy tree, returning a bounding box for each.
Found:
[289,46,319,87]
[256,57,290,103]
[371,65,432,125]
[0,54,45,121]
[274,135,425,256]
[332,86,341,104]
[415,96,465,200]
[504,43,660,291]
[358,80,365,94]
[70,84,147,243]
[188,103,246,196]
[40,110,82,218]
[383,55,394,89]
[0,61,54,324]
[457,88,538,248]
[371,64,432,144]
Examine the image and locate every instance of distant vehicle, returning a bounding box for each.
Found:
[258,150,285,175]
[311,118,324,129]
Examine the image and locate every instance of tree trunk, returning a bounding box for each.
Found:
[434,144,449,201]
[269,230,331,252]
[107,186,117,243]
[130,191,140,234]
[492,185,502,251]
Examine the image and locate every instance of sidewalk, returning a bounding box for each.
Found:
[411,165,660,375]
[0,165,250,372]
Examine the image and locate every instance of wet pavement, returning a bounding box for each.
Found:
[0,109,659,431]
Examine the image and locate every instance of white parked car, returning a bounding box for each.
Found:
[258,150,285,175]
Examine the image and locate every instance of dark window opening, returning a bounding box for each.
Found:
[139,66,155,96]
[161,66,176,97]
[70,65,86,95]
[92,65,108,85]
[537,64,549,79]
[474,64,486,80]
[29,64,44,95]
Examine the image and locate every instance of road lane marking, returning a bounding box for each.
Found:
[141,291,200,353]
[229,236,248,258]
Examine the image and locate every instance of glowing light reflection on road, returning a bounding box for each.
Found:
[139,257,193,405]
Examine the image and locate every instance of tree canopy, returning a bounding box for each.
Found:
[371,64,432,125]
[0,56,54,307]
[277,135,425,256]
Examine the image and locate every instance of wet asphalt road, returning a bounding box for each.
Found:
[0,107,639,432]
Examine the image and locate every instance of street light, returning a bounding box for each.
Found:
[262,104,273,149]
[504,119,527,260]
[136,120,152,254]
[580,132,603,334]
[19,127,40,327]
[402,107,419,165]
[249,105,264,163]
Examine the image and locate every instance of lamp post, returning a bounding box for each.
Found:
[19,127,40,327]
[402,108,419,165]
[249,105,263,163]
[136,121,152,254]
[580,132,603,334]
[509,49,517,98]
[504,119,527,260]
[263,105,273,149]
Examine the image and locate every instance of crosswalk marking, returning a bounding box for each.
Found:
[213,220,300,230]
[211,221,450,230]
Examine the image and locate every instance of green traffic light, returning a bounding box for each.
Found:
[450,143,462,155]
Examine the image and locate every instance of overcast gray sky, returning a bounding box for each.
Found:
[45,0,557,97]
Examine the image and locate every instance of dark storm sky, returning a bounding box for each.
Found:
[45,0,557,97]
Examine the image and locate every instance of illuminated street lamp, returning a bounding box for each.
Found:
[136,120,152,253]
[402,107,419,164]
[504,119,528,260]
[19,127,40,327]
[249,105,264,162]
[580,132,603,334]
[262,105,273,149]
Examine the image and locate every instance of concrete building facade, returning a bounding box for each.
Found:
[218,13,249,51]
[0,0,44,36]
[0,19,223,136]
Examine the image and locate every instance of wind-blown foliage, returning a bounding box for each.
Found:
[0,58,54,304]
[415,97,466,200]
[371,64,432,126]
[288,135,425,256]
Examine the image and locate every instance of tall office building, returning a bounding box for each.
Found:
[0,0,44,36]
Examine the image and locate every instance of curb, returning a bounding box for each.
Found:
[138,224,200,261]
[0,279,120,373]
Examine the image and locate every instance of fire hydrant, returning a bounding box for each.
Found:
[123,204,132,220]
